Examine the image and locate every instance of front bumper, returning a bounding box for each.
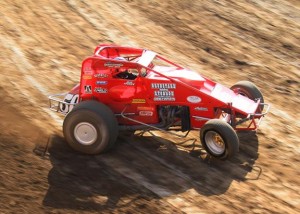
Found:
[235,102,271,130]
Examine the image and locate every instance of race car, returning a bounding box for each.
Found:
[49,44,270,160]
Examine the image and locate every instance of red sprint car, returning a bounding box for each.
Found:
[49,44,270,160]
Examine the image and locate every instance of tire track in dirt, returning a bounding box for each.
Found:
[0,34,63,130]
[1,0,89,88]
[0,2,80,132]
[202,1,300,73]
[44,1,99,47]
[65,0,138,47]
[251,0,300,25]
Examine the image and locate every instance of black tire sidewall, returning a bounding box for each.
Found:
[64,109,110,154]
[200,119,239,160]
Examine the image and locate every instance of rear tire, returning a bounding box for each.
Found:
[200,119,239,160]
[63,100,118,154]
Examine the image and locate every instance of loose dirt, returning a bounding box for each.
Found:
[0,0,299,213]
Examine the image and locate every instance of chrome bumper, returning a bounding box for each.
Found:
[48,93,78,114]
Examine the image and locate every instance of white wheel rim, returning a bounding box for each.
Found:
[205,131,225,155]
[74,122,97,145]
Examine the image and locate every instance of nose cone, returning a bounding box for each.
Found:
[211,83,259,115]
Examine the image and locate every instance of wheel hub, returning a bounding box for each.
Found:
[74,122,97,145]
[205,131,225,155]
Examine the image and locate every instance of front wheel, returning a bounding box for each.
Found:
[63,101,118,154]
[200,119,239,160]
[231,81,264,112]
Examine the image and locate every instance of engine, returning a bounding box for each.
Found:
[158,105,190,131]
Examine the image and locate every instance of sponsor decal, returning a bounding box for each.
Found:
[154,97,175,101]
[151,83,176,89]
[152,83,176,101]
[137,106,154,111]
[139,111,153,116]
[194,107,208,111]
[187,96,201,103]
[84,85,92,94]
[94,87,108,93]
[84,66,92,74]
[154,90,174,97]
[96,81,107,85]
[104,62,123,68]
[94,73,108,78]
[82,75,92,80]
[152,84,176,101]
[132,99,146,104]
[124,81,135,86]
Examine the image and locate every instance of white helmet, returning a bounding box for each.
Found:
[114,56,126,61]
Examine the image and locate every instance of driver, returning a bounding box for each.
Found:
[114,57,137,80]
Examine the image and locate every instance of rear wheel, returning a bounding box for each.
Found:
[63,100,118,154]
[200,119,239,160]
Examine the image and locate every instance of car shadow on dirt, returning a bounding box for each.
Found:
[42,131,260,212]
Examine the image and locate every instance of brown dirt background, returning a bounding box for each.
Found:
[0,0,299,213]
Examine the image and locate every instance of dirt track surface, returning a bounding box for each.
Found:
[1,0,300,213]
